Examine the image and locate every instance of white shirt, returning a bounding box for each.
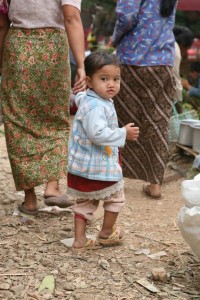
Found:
[9,0,81,30]
[173,42,183,102]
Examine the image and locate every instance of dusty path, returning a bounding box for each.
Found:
[0,124,199,300]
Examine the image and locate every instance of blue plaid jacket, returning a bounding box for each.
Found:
[68,90,126,181]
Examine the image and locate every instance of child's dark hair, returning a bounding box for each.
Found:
[84,51,120,77]
[173,25,194,48]
[190,62,200,73]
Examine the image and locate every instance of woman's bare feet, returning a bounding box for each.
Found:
[143,183,162,199]
[23,188,37,211]
[44,180,62,198]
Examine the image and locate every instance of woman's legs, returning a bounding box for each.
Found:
[146,183,162,198]
[114,65,175,189]
[2,28,70,195]
[23,188,37,211]
[44,180,63,197]
[22,180,64,213]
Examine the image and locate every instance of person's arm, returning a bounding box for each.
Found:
[112,0,142,47]
[62,5,85,93]
[182,77,200,98]
[82,106,126,147]
[0,13,10,75]
[188,77,200,98]
[82,106,139,147]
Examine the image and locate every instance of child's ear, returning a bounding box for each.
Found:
[86,76,92,88]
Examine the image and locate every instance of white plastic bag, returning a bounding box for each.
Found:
[194,173,200,181]
[178,174,200,259]
[181,179,200,208]
[193,156,200,170]
[178,206,200,259]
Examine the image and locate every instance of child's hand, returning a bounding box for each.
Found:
[124,123,139,141]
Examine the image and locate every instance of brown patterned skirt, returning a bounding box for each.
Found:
[114,65,175,184]
[1,28,71,190]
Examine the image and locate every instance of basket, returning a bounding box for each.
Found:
[169,104,199,142]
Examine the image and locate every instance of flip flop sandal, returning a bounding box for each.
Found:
[44,194,74,208]
[18,202,38,216]
[72,239,103,252]
[143,185,162,199]
[98,227,124,246]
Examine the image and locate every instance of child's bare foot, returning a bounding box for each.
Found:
[72,237,87,249]
[98,227,124,246]
[72,238,102,251]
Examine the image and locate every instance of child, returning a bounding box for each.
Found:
[67,51,139,251]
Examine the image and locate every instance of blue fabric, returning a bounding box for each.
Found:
[188,77,200,98]
[68,89,126,181]
[112,0,176,66]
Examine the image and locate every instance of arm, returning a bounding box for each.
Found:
[82,106,126,147]
[182,78,200,98]
[62,5,85,93]
[112,0,142,47]
[188,78,200,98]
[0,13,10,75]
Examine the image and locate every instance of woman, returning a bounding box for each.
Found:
[112,0,177,199]
[0,0,86,214]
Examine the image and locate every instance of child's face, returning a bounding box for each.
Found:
[190,71,199,81]
[86,65,121,100]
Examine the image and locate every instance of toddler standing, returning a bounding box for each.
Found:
[67,51,139,250]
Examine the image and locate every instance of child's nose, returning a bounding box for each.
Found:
[108,81,114,86]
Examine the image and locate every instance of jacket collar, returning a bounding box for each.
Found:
[86,89,113,103]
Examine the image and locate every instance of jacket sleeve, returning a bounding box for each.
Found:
[75,91,86,107]
[82,106,126,147]
[112,0,142,46]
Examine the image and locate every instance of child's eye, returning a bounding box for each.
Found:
[101,77,107,81]
[114,78,120,82]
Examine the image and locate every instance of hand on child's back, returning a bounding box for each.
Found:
[125,123,139,141]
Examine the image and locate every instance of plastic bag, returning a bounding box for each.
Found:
[169,102,198,142]
[193,155,200,170]
[178,206,200,259]
[177,174,200,259]
[194,173,200,181]
[181,179,200,208]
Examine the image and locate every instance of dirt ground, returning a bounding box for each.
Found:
[0,122,200,300]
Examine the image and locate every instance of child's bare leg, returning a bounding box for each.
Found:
[99,211,121,239]
[72,200,99,249]
[99,189,125,239]
[72,215,87,249]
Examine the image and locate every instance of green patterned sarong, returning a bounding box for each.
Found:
[1,28,71,190]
